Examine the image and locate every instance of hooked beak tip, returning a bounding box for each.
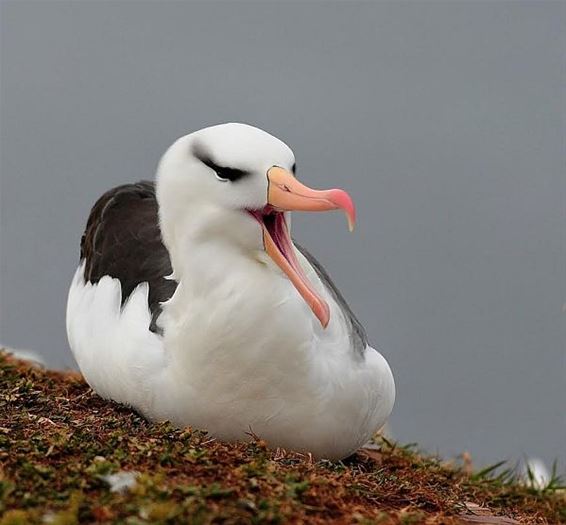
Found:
[326,188,356,232]
[348,216,355,232]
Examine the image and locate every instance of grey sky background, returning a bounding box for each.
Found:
[1,1,564,468]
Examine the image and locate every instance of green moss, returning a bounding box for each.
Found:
[0,510,32,525]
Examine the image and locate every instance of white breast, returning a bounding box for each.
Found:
[67,248,395,460]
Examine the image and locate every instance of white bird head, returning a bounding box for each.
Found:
[156,123,355,327]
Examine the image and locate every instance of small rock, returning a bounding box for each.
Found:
[100,471,139,493]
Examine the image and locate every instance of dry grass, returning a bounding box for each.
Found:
[0,351,564,524]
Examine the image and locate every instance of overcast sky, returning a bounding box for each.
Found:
[1,1,564,468]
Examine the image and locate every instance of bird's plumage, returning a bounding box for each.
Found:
[67,123,395,459]
[80,180,368,351]
[80,181,176,334]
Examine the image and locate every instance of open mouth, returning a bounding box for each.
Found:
[248,207,291,258]
[248,207,296,267]
[247,207,330,327]
[243,166,355,328]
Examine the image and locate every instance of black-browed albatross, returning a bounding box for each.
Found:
[66,123,395,460]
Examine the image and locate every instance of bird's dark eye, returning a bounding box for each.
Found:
[291,162,296,174]
[204,159,248,182]
[214,165,248,182]
[202,160,247,182]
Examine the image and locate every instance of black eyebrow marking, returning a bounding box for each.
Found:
[191,142,212,165]
[191,141,249,182]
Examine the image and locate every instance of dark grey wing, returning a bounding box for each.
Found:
[294,242,368,357]
[80,180,177,334]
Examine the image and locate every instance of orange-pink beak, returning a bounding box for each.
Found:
[258,166,356,328]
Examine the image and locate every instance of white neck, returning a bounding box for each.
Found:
[159,229,315,370]
[156,185,352,379]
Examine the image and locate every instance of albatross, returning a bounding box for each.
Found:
[66,123,395,460]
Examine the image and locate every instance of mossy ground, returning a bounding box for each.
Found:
[0,351,564,524]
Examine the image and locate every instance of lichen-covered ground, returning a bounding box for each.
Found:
[0,352,564,524]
